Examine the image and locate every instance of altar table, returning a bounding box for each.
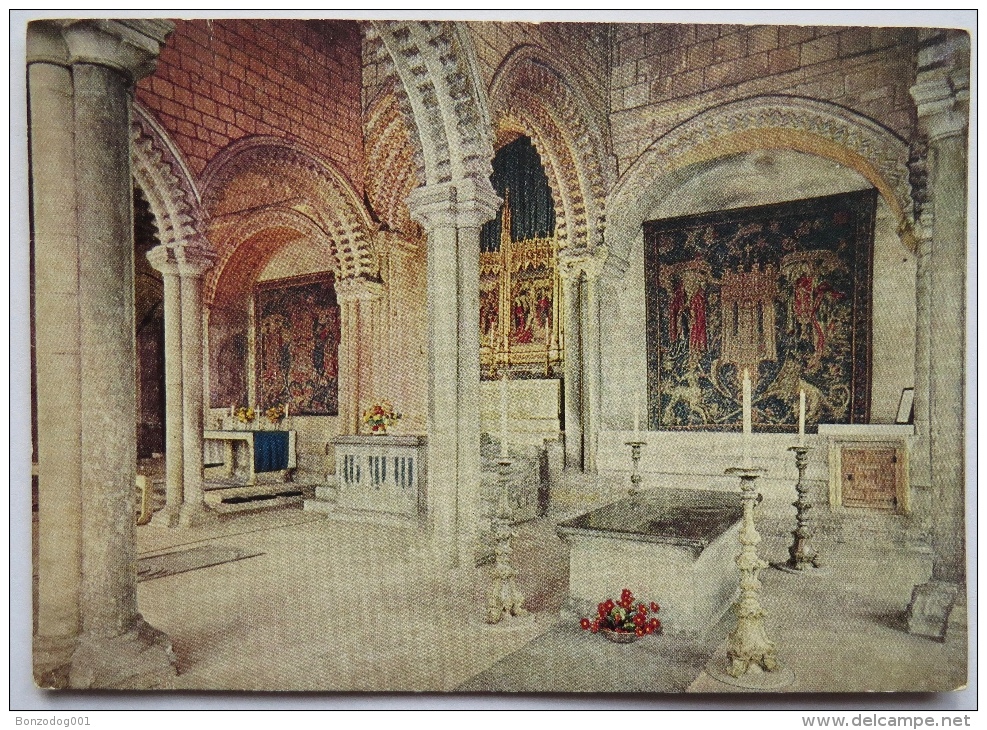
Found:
[203,429,297,485]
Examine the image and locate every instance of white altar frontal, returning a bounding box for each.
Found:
[318,434,427,521]
[203,429,297,485]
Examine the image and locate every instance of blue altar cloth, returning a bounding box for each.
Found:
[253,431,290,473]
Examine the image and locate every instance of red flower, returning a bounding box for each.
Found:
[650,602,660,612]
[635,627,645,637]
[580,618,591,630]
[637,603,647,614]
[590,620,599,633]
[645,625,655,634]
[633,613,646,627]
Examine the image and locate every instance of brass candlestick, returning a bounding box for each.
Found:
[625,440,646,495]
[784,445,822,572]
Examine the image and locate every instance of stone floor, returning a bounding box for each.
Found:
[129,486,971,699]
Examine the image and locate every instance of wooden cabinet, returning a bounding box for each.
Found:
[819,425,914,514]
[841,446,901,511]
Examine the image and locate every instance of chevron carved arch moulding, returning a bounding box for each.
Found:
[199,136,378,304]
[130,103,206,250]
[365,20,495,193]
[488,45,612,252]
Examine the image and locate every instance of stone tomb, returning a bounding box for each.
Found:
[556,488,743,635]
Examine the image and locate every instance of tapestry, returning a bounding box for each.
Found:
[254,274,340,416]
[643,189,877,431]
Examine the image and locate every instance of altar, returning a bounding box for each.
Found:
[556,488,743,636]
[203,429,297,485]
[328,434,427,520]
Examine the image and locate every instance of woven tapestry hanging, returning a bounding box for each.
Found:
[254,274,340,416]
[643,188,877,431]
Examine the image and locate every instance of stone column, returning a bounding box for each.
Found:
[29,23,84,686]
[28,18,178,687]
[336,276,384,434]
[906,30,970,640]
[146,246,184,527]
[408,179,500,567]
[176,245,216,527]
[558,247,608,473]
[909,216,932,511]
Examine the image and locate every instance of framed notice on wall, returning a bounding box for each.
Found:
[895,387,915,424]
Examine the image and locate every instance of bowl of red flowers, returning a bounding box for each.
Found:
[579,588,662,643]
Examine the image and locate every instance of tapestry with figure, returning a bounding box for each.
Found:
[255,274,340,416]
[643,188,877,431]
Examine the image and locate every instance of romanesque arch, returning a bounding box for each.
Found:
[131,102,205,249]
[365,21,495,190]
[488,45,612,252]
[198,136,378,305]
[606,94,914,273]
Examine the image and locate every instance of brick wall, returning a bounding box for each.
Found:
[610,23,919,176]
[137,19,364,192]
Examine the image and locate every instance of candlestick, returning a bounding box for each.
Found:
[798,389,806,446]
[500,374,508,457]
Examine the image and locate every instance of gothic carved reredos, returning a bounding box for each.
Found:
[365,20,495,191]
[606,95,915,272]
[488,46,612,253]
[131,103,206,250]
[363,88,424,239]
[198,136,378,304]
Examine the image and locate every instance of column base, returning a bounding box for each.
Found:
[177,501,219,528]
[906,579,961,641]
[149,504,182,528]
[68,615,177,689]
[33,633,76,688]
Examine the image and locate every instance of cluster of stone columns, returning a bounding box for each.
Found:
[29,18,178,687]
[906,30,970,638]
[558,246,608,473]
[146,243,216,527]
[408,179,501,567]
[335,276,384,435]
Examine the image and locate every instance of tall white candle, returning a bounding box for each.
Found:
[500,374,508,457]
[742,369,752,465]
[633,398,640,438]
[798,389,806,446]
[284,402,289,419]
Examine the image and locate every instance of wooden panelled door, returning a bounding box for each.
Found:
[841,447,900,511]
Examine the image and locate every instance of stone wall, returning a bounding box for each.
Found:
[468,20,610,114]
[136,19,364,189]
[610,23,918,176]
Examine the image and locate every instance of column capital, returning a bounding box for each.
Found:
[174,244,216,279]
[145,244,179,276]
[28,19,173,82]
[911,33,970,142]
[558,245,609,282]
[335,276,384,303]
[407,177,501,231]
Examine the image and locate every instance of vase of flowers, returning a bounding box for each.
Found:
[362,400,402,435]
[233,406,255,431]
[265,404,285,429]
[579,588,662,643]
